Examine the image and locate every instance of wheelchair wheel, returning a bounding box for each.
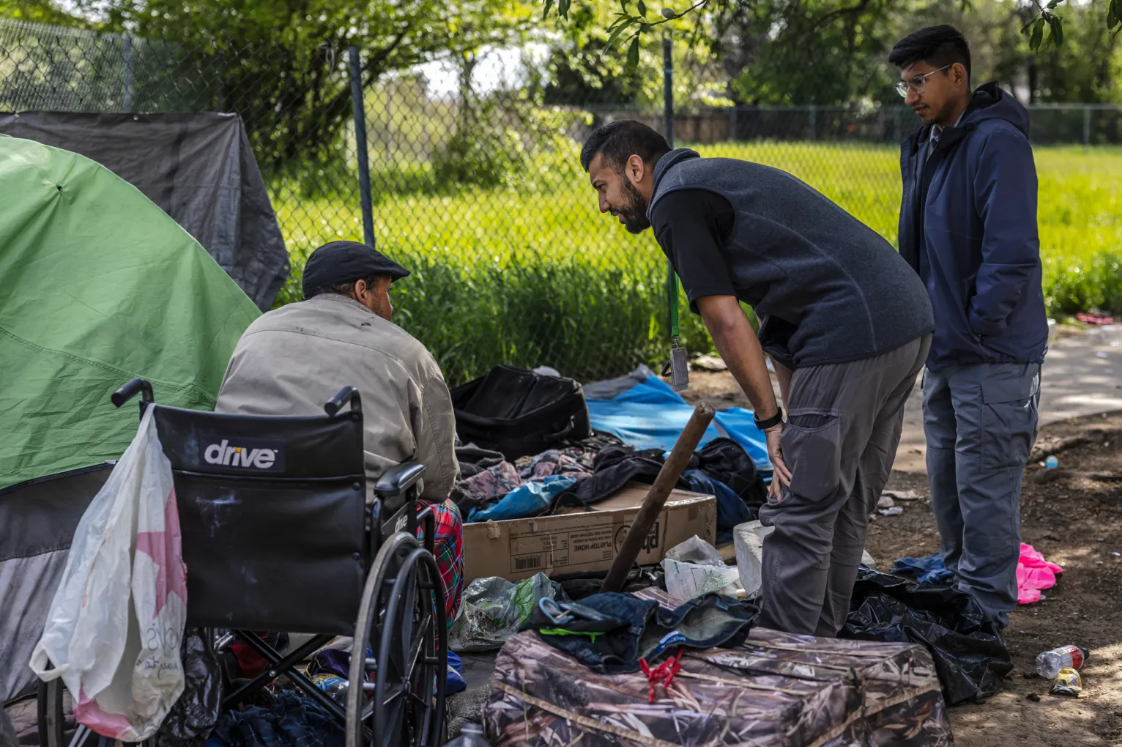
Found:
[346,532,447,747]
[37,674,161,747]
[38,678,94,747]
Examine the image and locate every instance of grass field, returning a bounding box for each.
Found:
[272,141,1122,384]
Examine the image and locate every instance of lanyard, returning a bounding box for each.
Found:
[667,263,679,342]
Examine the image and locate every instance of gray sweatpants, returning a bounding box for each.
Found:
[923,362,1041,628]
[759,335,930,637]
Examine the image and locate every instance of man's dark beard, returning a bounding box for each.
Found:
[620,180,651,234]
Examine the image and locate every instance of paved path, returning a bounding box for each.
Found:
[892,325,1122,472]
[683,326,1122,473]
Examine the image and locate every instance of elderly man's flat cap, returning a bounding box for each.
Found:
[301,240,410,298]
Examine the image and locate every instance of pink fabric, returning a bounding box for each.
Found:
[134,487,187,618]
[1017,543,1063,604]
[75,686,135,739]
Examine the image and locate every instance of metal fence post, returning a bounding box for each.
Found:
[663,33,674,148]
[349,45,375,249]
[662,31,679,354]
[1083,105,1091,147]
[809,105,817,140]
[122,35,133,113]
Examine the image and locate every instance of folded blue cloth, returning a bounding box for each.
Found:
[891,552,954,585]
[466,476,578,523]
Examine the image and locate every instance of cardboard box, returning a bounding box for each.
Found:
[463,483,716,584]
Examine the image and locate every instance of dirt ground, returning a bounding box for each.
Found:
[682,372,1122,747]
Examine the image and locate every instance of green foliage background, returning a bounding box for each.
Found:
[272,139,1122,385]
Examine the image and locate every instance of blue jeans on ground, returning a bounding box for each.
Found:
[923,362,1041,628]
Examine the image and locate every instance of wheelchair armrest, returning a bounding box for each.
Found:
[375,461,427,498]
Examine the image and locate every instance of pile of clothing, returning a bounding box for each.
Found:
[453,436,767,543]
[452,436,610,520]
[891,542,1063,604]
[450,365,770,542]
[524,592,760,674]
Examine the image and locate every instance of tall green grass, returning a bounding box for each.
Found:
[272,142,1122,384]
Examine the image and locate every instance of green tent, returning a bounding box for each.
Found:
[0,135,261,490]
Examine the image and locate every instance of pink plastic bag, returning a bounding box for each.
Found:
[1017,543,1063,605]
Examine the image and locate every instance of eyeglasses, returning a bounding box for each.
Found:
[895,64,952,98]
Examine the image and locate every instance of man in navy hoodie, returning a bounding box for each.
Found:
[891,26,1048,628]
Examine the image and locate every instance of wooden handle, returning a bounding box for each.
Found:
[600,403,717,593]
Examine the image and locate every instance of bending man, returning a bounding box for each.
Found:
[582,121,933,636]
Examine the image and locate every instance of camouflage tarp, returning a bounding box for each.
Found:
[483,589,953,747]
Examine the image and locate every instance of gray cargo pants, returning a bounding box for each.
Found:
[759,335,930,637]
[923,362,1041,628]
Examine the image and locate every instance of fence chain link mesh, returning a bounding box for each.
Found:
[3,18,1120,384]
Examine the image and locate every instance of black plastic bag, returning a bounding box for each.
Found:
[840,568,1013,706]
[157,629,224,747]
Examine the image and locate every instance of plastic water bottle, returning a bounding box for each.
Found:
[1045,456,1059,469]
[312,674,350,705]
[445,723,489,747]
[1036,645,1089,679]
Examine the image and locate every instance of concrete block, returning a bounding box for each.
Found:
[733,520,878,600]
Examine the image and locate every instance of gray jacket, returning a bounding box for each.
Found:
[215,294,459,502]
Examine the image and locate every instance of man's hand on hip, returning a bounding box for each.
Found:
[765,422,792,496]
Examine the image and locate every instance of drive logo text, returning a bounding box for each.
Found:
[201,438,285,472]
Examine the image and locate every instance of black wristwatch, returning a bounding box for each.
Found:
[754,407,784,431]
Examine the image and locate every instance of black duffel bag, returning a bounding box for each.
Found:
[451,366,591,461]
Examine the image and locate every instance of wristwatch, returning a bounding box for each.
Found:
[754,407,784,431]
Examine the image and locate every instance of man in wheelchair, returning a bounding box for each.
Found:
[34,241,462,747]
[214,240,464,627]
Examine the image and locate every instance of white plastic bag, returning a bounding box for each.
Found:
[30,406,187,741]
[662,536,743,602]
[665,535,727,568]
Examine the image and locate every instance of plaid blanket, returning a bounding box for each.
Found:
[418,499,463,628]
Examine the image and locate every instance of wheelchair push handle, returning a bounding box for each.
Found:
[324,386,362,417]
[111,378,154,408]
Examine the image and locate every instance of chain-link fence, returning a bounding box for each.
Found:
[3,17,1121,384]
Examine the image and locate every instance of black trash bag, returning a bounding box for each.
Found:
[840,568,1013,706]
[157,628,224,747]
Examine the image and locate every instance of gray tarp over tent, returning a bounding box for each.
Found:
[0,111,290,310]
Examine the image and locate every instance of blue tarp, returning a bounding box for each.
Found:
[586,375,772,473]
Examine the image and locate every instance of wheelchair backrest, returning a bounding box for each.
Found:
[150,402,367,635]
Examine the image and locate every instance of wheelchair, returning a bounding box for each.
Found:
[38,378,448,747]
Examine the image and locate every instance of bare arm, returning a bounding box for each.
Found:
[697,296,778,418]
[696,295,791,486]
[772,357,793,411]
